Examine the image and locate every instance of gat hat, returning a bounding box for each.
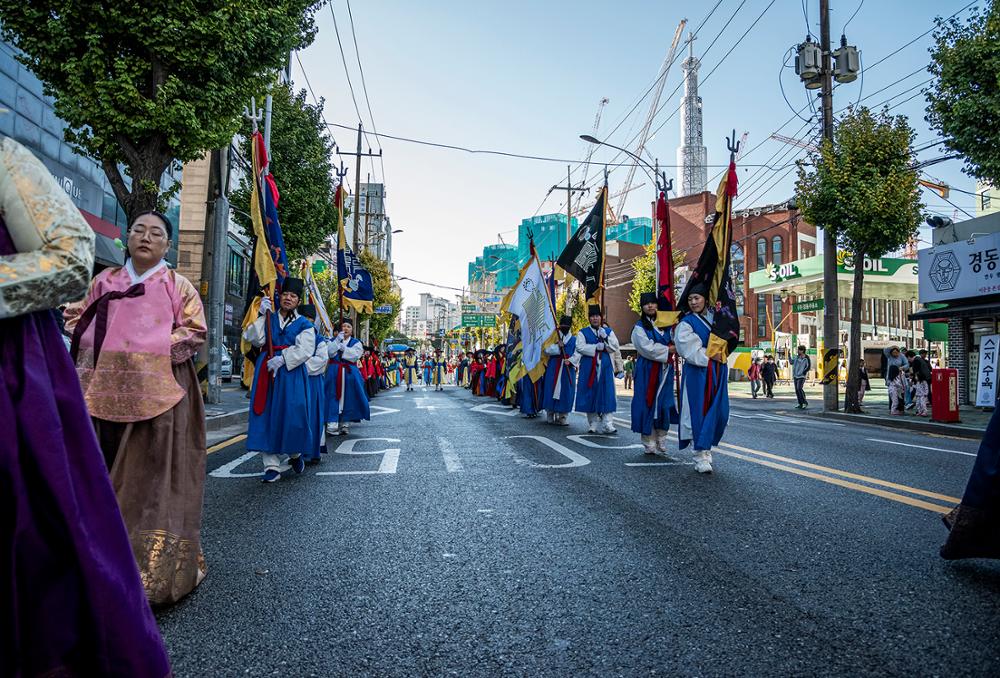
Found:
[639,292,657,306]
[687,282,709,298]
[559,314,572,326]
[282,277,305,298]
[588,305,602,317]
[298,304,316,320]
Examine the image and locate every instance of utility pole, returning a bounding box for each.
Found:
[203,145,230,405]
[552,164,586,283]
[819,0,839,412]
[348,123,381,253]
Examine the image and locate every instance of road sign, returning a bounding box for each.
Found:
[462,304,477,312]
[374,304,393,314]
[460,333,471,340]
[461,313,496,328]
[793,299,824,313]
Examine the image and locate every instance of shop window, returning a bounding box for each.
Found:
[756,238,767,269]
[772,235,783,266]
[772,295,783,331]
[227,248,247,297]
[757,295,767,338]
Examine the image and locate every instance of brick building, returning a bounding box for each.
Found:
[668,191,816,347]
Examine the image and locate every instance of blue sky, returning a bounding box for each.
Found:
[292,0,981,307]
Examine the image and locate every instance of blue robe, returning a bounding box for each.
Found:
[630,322,676,435]
[542,336,577,414]
[247,314,315,455]
[519,374,542,415]
[422,361,433,384]
[325,336,371,424]
[303,336,328,461]
[575,326,617,414]
[941,406,1000,559]
[678,313,729,450]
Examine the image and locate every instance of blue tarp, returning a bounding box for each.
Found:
[386,343,411,352]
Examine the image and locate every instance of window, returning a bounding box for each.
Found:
[772,235,783,266]
[756,238,767,269]
[773,295,783,332]
[226,248,247,297]
[730,242,745,317]
[757,295,767,338]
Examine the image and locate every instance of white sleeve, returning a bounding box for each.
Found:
[544,342,562,356]
[281,326,315,370]
[605,327,620,353]
[341,340,364,363]
[306,340,329,375]
[575,331,597,357]
[632,326,671,362]
[242,315,267,347]
[675,322,709,367]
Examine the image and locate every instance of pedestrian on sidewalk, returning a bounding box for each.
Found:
[748,357,762,398]
[886,364,906,415]
[912,348,933,407]
[883,346,909,414]
[630,293,676,456]
[325,319,371,436]
[676,284,730,474]
[244,278,314,483]
[575,305,620,434]
[792,346,811,409]
[66,208,208,605]
[623,355,635,390]
[542,314,577,425]
[761,354,777,398]
[912,358,930,417]
[2,137,171,675]
[857,359,870,403]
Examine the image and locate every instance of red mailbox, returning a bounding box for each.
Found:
[931,368,960,423]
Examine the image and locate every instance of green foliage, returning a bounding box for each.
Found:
[357,250,401,344]
[926,4,1000,185]
[796,107,922,259]
[231,83,338,258]
[555,286,588,334]
[627,242,687,314]
[0,1,321,220]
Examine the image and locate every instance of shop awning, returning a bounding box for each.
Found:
[909,297,1000,321]
[80,209,124,267]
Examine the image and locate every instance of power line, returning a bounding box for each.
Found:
[329,3,365,128]
[842,0,864,33]
[344,0,386,188]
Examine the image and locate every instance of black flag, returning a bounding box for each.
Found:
[557,185,606,304]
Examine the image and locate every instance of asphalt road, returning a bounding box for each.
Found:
[157,383,1000,677]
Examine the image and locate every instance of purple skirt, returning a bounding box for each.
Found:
[1,228,170,675]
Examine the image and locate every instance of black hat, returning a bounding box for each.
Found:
[639,292,657,306]
[298,304,317,320]
[282,277,304,298]
[405,347,414,353]
[559,315,572,326]
[588,305,602,318]
[687,282,709,299]
[341,318,354,327]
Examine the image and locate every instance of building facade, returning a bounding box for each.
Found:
[518,213,576,268]
[608,215,653,246]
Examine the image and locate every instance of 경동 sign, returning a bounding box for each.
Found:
[975,334,1000,407]
[918,231,1000,303]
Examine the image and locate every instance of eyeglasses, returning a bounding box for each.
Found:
[129,227,167,240]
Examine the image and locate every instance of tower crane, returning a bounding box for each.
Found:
[616,19,687,219]
[576,97,609,213]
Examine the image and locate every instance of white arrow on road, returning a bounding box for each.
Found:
[506,435,591,468]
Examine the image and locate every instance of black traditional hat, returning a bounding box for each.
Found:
[298,304,316,320]
[687,282,709,299]
[587,305,602,317]
[559,314,572,326]
[282,277,305,298]
[639,292,657,307]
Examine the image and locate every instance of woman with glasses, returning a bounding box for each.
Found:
[65,209,208,606]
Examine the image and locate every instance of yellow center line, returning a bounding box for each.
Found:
[207,434,246,455]
[714,449,952,514]
[718,442,961,505]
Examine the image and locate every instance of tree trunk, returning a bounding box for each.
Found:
[844,253,867,413]
[101,143,172,227]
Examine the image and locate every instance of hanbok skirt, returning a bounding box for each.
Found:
[542,359,575,414]
[93,359,207,606]
[575,354,617,414]
[1,305,170,676]
[326,362,371,423]
[630,359,675,435]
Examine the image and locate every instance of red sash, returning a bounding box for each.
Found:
[253,344,290,415]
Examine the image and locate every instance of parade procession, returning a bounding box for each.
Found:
[6,1,1000,675]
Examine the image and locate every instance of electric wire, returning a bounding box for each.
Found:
[842,0,864,33]
[344,0,387,188]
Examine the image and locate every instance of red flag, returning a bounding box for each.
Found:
[654,191,679,327]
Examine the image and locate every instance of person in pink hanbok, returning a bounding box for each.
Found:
[65,210,208,606]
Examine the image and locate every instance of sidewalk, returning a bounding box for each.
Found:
[204,384,249,434]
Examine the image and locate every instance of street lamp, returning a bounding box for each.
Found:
[579,135,672,195]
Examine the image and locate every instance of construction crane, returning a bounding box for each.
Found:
[735,131,749,161]
[769,133,818,152]
[572,183,646,217]
[576,97,610,213]
[616,19,687,219]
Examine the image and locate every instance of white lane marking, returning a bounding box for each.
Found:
[470,403,520,417]
[625,461,693,467]
[731,411,845,426]
[209,451,261,478]
[566,434,644,450]
[438,436,464,472]
[866,438,976,457]
[506,435,591,468]
[370,405,400,417]
[316,438,401,475]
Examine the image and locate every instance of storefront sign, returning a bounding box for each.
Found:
[765,262,801,282]
[918,231,1000,302]
[975,334,1000,407]
[793,298,824,313]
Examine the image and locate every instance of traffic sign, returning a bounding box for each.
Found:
[793,299,824,313]
[462,304,477,312]
[461,313,496,328]
[374,304,394,314]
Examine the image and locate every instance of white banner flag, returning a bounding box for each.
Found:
[504,257,558,379]
[975,334,1000,407]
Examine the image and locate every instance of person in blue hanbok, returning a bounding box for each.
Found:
[519,372,541,418]
[630,293,676,456]
[941,406,1000,560]
[299,304,328,464]
[244,277,316,483]
[543,315,578,425]
[403,348,418,391]
[432,348,447,391]
[575,305,620,434]
[325,318,371,435]
[422,355,433,386]
[675,283,729,474]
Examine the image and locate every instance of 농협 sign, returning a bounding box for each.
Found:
[374,304,393,314]
[918,231,1000,303]
[793,298,824,313]
[975,334,1000,407]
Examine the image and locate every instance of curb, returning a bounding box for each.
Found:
[206,409,248,432]
[808,409,985,440]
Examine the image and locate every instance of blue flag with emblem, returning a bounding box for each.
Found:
[336,184,375,314]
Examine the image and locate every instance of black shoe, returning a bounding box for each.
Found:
[290,455,305,474]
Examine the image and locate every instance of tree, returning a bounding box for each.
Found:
[926,3,1000,185]
[627,241,687,314]
[796,106,922,413]
[556,286,588,334]
[231,83,338,258]
[357,250,401,344]
[0,1,321,222]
